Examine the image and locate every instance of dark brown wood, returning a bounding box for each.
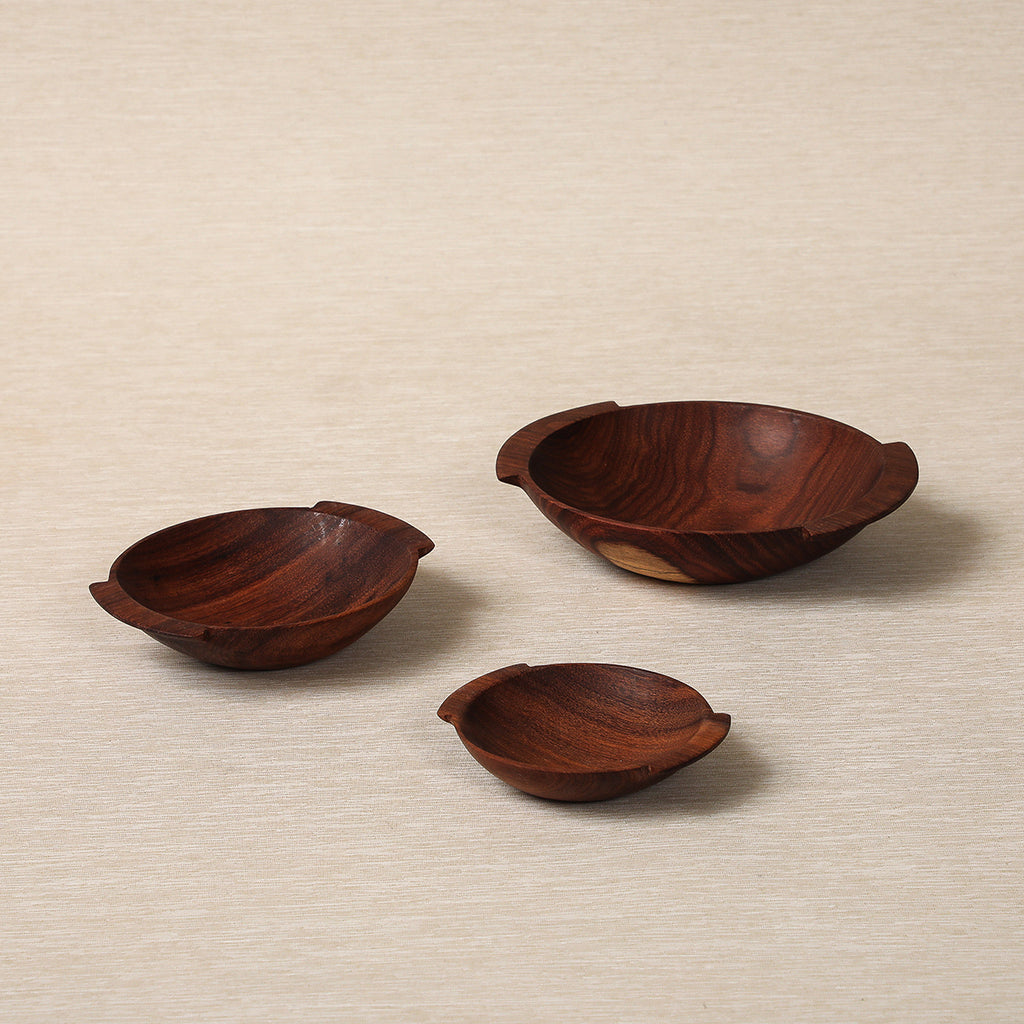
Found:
[438,662,730,802]
[497,401,918,584]
[90,501,433,670]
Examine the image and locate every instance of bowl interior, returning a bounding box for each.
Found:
[115,508,413,627]
[458,664,713,772]
[529,402,884,532]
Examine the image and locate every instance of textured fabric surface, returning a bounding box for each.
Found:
[3,3,1022,1021]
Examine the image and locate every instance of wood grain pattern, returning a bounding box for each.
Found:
[439,663,730,802]
[90,501,433,669]
[497,401,918,584]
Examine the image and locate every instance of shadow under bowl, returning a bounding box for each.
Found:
[497,400,919,584]
[90,501,433,669]
[439,662,731,802]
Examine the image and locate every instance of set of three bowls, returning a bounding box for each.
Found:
[92,400,918,801]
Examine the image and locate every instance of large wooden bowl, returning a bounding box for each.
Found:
[497,401,918,583]
[90,501,434,670]
[438,662,730,802]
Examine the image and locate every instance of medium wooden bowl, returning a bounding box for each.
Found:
[90,501,434,670]
[438,662,730,802]
[497,401,918,584]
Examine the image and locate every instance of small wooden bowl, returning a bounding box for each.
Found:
[90,501,434,670]
[438,662,730,802]
[497,401,918,584]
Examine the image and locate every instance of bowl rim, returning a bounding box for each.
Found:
[438,661,731,777]
[90,501,433,636]
[496,399,919,539]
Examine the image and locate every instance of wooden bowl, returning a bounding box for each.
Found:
[438,662,730,802]
[90,501,434,670]
[497,401,918,584]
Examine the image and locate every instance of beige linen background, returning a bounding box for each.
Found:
[2,2,1022,1021]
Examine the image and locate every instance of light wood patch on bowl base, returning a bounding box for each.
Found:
[595,542,697,583]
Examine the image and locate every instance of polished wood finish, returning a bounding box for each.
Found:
[497,401,918,584]
[439,662,730,802]
[91,501,433,670]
